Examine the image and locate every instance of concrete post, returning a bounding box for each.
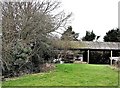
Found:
[87,50,89,64]
[110,50,112,65]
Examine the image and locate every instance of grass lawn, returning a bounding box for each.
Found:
[2,64,118,87]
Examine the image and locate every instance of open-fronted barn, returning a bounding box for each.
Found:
[53,41,120,65]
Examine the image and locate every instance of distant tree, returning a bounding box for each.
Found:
[103,28,120,62]
[82,30,96,41]
[104,28,120,42]
[60,26,79,63]
[61,26,79,41]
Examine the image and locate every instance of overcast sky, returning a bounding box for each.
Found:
[60,0,119,41]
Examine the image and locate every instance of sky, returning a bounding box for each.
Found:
[1,0,119,41]
[59,0,120,41]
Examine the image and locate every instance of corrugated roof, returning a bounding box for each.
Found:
[54,41,120,50]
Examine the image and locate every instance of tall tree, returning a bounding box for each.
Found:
[61,26,79,41]
[2,1,72,77]
[82,30,96,41]
[104,28,120,42]
[60,26,79,62]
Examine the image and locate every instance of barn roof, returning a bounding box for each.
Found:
[53,41,120,50]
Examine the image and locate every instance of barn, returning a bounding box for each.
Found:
[53,40,120,65]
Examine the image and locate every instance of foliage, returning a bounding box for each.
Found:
[82,30,96,41]
[2,64,118,86]
[103,28,120,60]
[104,28,120,42]
[60,26,79,62]
[61,26,79,41]
[89,51,110,64]
[83,50,120,64]
[2,1,71,77]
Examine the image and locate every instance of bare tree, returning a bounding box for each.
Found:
[2,0,72,76]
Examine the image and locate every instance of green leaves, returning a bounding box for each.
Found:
[82,30,96,41]
[61,26,79,41]
[104,28,120,42]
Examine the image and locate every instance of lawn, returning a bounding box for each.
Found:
[2,64,118,87]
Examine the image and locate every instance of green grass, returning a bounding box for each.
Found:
[2,64,118,86]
